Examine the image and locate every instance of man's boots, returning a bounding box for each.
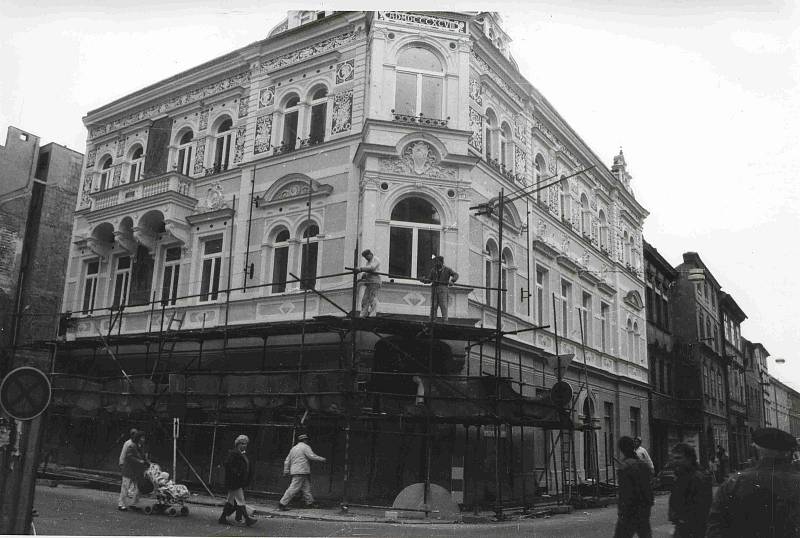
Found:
[217,502,235,524]
[236,505,257,526]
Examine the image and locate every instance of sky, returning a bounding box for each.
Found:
[1,2,798,389]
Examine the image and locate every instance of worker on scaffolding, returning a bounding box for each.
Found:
[419,255,458,322]
[278,433,327,511]
[358,249,381,317]
[218,435,257,526]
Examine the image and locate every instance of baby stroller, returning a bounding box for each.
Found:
[142,463,190,516]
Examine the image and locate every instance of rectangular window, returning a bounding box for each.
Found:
[600,302,609,352]
[421,75,443,119]
[160,247,181,306]
[214,133,232,169]
[388,227,413,277]
[485,258,493,307]
[309,103,327,143]
[703,364,710,397]
[395,72,417,116]
[199,237,223,302]
[580,291,592,343]
[272,245,289,293]
[604,402,615,460]
[416,229,439,280]
[282,111,299,150]
[559,279,572,337]
[630,407,641,438]
[501,264,508,312]
[82,260,100,313]
[112,256,131,308]
[536,266,548,324]
[177,145,193,176]
[300,241,319,290]
[645,286,654,323]
[661,296,669,330]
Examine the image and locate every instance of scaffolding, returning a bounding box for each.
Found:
[28,174,616,518]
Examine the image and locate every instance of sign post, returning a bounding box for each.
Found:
[0,367,52,534]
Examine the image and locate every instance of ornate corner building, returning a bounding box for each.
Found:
[52,11,651,507]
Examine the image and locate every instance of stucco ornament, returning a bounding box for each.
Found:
[380,141,456,179]
[202,183,226,211]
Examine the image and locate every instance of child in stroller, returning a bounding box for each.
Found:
[141,463,190,516]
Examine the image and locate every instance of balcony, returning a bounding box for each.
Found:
[390,110,449,129]
[90,172,195,213]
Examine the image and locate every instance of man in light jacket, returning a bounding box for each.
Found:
[278,433,326,511]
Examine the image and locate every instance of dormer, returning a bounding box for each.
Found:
[474,12,515,63]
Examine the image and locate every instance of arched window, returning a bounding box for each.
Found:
[300,223,320,290]
[389,197,441,279]
[128,146,144,183]
[308,88,328,144]
[559,179,570,222]
[580,193,590,236]
[176,130,194,176]
[282,95,300,150]
[271,229,290,293]
[534,154,547,202]
[213,118,233,172]
[484,240,497,307]
[485,109,497,161]
[395,46,443,119]
[500,122,512,169]
[598,210,608,251]
[501,248,513,313]
[99,157,113,190]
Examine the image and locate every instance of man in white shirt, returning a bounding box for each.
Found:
[278,433,327,511]
[634,436,655,474]
[358,249,381,317]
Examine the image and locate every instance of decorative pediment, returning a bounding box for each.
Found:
[379,141,457,180]
[623,290,644,311]
[257,176,333,208]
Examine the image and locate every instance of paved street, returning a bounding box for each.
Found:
[32,484,674,537]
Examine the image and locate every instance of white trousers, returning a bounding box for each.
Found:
[118,476,140,507]
[279,474,314,505]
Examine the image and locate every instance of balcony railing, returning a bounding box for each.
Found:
[204,162,230,176]
[90,173,194,210]
[390,110,449,128]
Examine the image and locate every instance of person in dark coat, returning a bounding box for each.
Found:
[217,434,256,526]
[419,255,458,322]
[614,436,654,538]
[706,427,800,538]
[668,443,712,537]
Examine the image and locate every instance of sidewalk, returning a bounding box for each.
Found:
[38,465,624,525]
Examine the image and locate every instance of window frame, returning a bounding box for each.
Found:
[98,157,113,191]
[212,118,233,172]
[559,278,572,337]
[160,246,182,306]
[394,47,445,119]
[112,255,131,308]
[176,130,194,176]
[198,236,224,303]
[82,259,100,313]
[388,197,442,280]
[535,265,549,325]
[128,146,144,183]
[270,228,291,294]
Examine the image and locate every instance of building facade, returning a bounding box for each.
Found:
[0,126,82,375]
[52,11,650,506]
[719,293,747,469]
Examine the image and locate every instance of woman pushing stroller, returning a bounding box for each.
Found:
[217,434,257,526]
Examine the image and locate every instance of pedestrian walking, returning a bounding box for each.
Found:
[634,436,654,475]
[614,435,654,538]
[668,443,712,538]
[707,454,719,483]
[706,427,800,538]
[716,445,728,481]
[217,435,256,526]
[358,249,381,317]
[278,433,326,511]
[419,255,458,322]
[118,430,147,511]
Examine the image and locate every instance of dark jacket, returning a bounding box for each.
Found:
[706,457,800,538]
[668,467,712,537]
[121,442,146,480]
[617,456,654,515]
[223,449,252,490]
[424,265,458,286]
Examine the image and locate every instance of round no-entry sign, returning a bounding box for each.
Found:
[0,367,51,421]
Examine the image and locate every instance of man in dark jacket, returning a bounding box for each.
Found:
[668,442,712,537]
[218,434,256,526]
[706,427,800,538]
[614,435,654,538]
[420,255,458,322]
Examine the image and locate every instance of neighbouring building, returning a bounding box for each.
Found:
[767,375,793,432]
[672,252,728,465]
[643,239,695,471]
[742,337,764,443]
[719,292,747,469]
[0,126,82,375]
[48,11,650,508]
